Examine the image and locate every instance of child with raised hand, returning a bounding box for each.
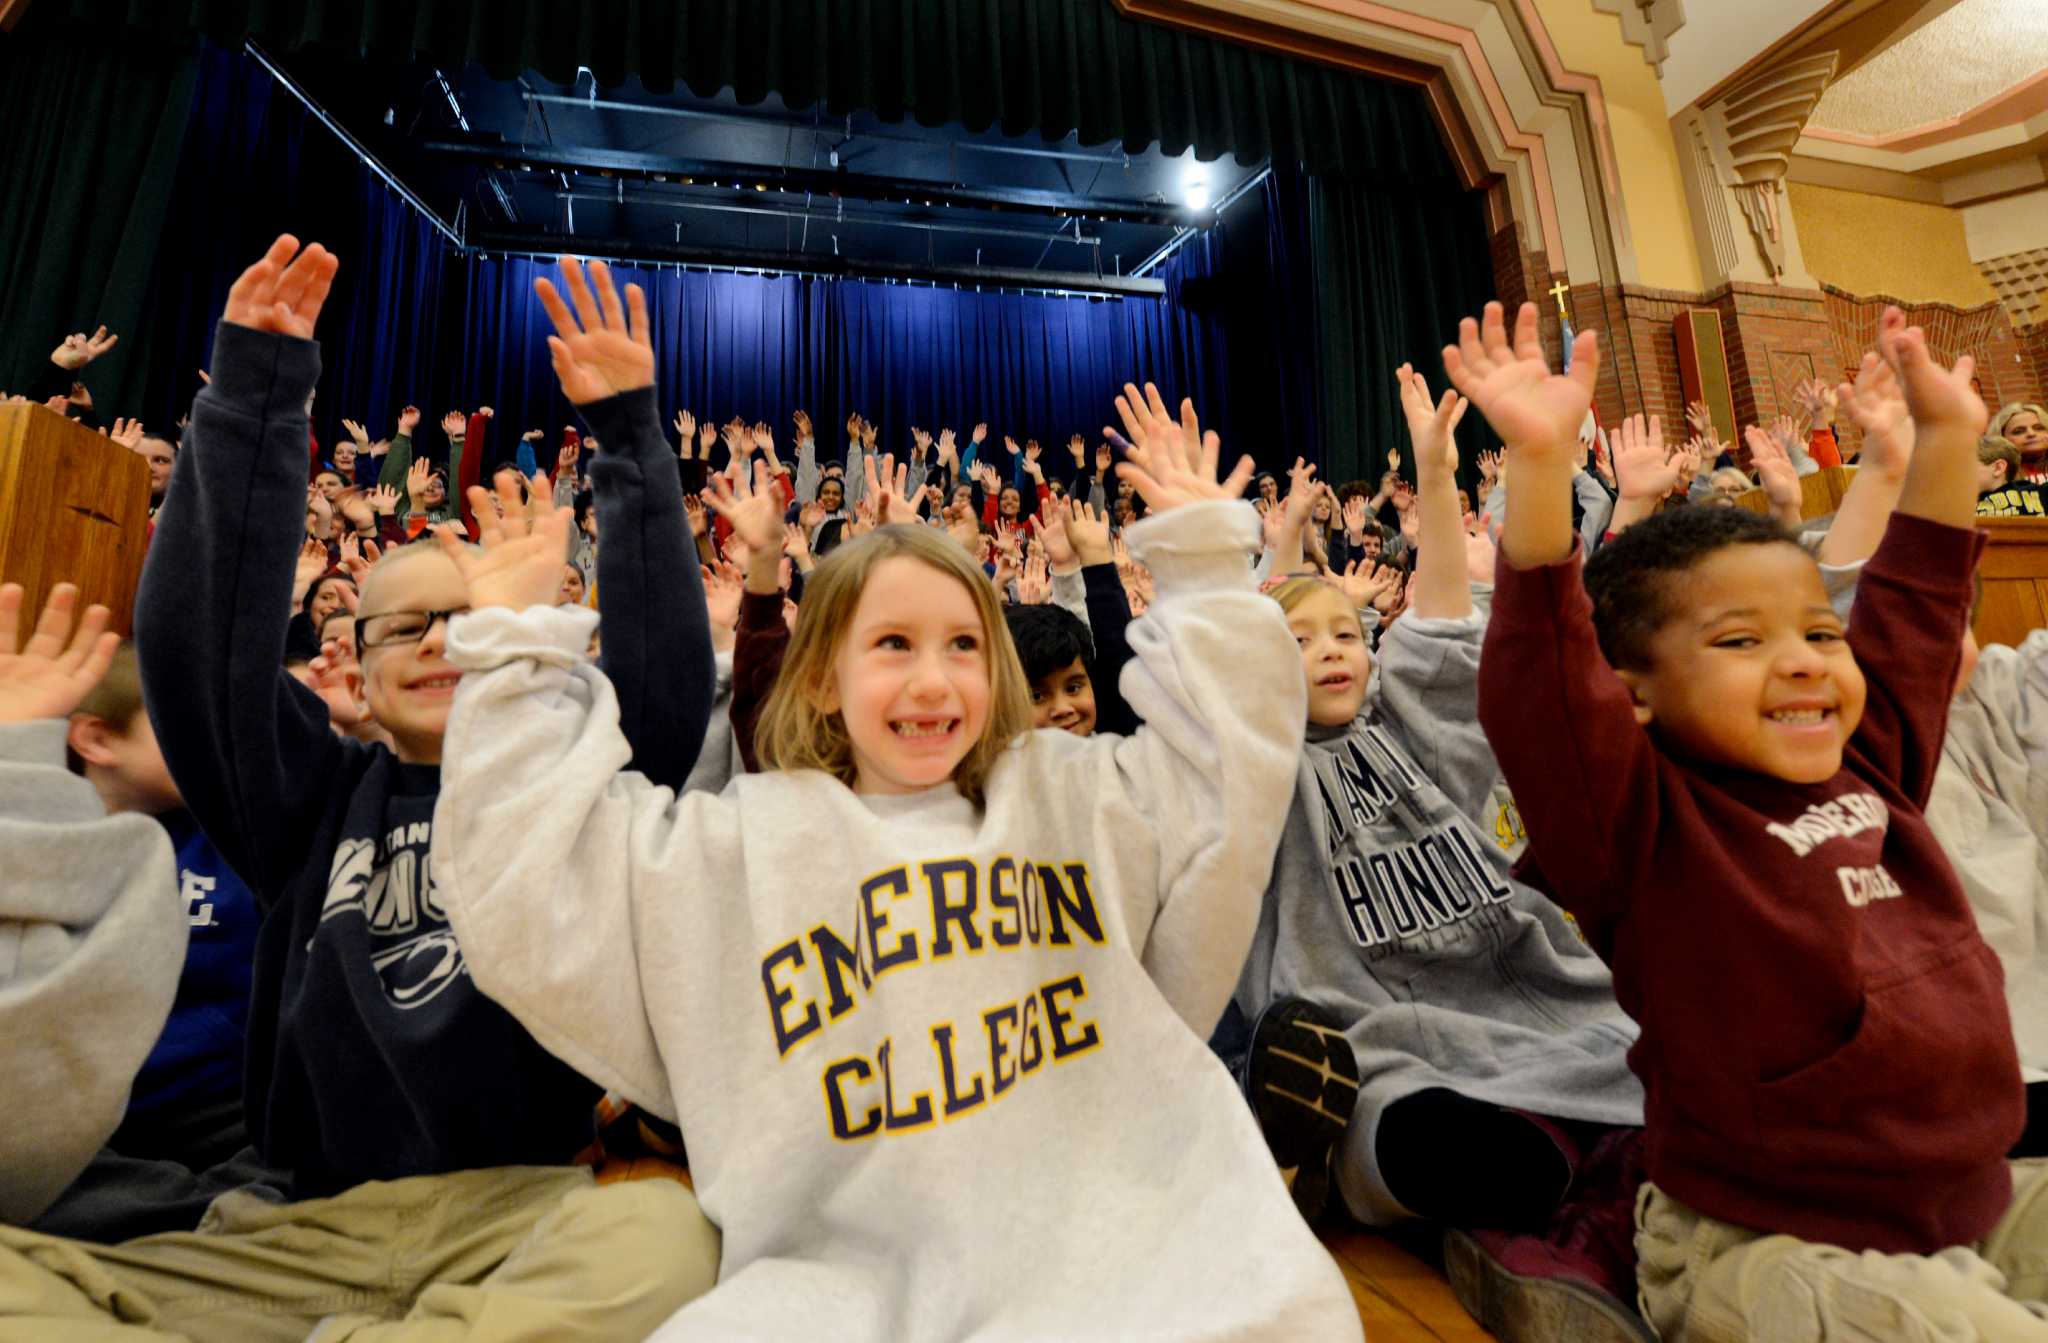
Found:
[0,584,186,1227]
[428,383,1361,1341]
[1461,299,2037,1341]
[1233,363,1645,1341]
[78,237,716,1340]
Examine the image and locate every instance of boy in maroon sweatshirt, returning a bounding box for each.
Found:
[1457,300,2037,1341]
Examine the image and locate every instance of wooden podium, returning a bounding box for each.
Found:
[1732,465,1857,523]
[0,402,152,635]
[1975,518,2048,650]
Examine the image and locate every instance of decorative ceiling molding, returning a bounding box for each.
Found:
[1708,51,1841,275]
[1589,0,1687,71]
[1805,67,2048,151]
[1113,0,1639,284]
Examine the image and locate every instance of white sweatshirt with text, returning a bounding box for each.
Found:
[431,501,1359,1341]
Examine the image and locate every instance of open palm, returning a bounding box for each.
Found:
[533,257,655,406]
[1110,381,1253,512]
[437,476,572,611]
[1441,302,1597,462]
[224,235,339,341]
[0,584,119,724]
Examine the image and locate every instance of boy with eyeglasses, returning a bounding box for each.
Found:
[0,238,724,1337]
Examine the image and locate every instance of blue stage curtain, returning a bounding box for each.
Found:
[446,254,1235,483]
[141,41,450,456]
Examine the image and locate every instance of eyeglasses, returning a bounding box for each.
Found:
[356,608,469,650]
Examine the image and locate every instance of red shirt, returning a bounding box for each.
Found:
[1478,515,2020,1253]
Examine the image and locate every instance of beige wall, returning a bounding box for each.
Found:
[1657,0,1833,114]
[1788,182,1999,306]
[1966,189,2048,261]
[1531,0,1704,292]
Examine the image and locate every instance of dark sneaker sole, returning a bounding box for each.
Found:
[1246,999,1360,1220]
[1443,1229,1657,1343]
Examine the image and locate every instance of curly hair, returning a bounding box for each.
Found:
[1582,505,1800,669]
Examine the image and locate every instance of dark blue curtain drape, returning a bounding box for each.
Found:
[142,42,449,450]
[447,254,1238,482]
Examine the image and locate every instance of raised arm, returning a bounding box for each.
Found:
[531,257,713,792]
[1091,384,1303,1035]
[1448,302,1663,928]
[0,585,186,1225]
[1838,309,1989,803]
[134,236,351,899]
[1817,352,1915,567]
[433,501,732,1120]
[1396,363,1472,620]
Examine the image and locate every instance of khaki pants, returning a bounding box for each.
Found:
[1636,1159,2048,1342]
[0,1166,719,1342]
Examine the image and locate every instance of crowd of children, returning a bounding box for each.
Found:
[2,229,2046,1343]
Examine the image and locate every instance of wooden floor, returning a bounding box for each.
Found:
[1318,1224,1499,1342]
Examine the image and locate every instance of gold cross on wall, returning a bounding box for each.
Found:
[1548,279,1571,317]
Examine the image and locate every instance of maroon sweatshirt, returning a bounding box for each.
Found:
[1478,514,2021,1254]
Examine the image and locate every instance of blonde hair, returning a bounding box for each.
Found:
[1992,404,2048,442]
[73,641,144,729]
[1270,576,1363,632]
[754,525,1032,807]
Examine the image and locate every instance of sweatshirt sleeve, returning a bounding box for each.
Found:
[731,589,790,775]
[1374,609,1500,828]
[433,605,741,1121]
[1093,501,1307,1034]
[1844,514,1983,808]
[582,388,714,793]
[1476,545,1664,930]
[0,721,185,1225]
[134,322,352,902]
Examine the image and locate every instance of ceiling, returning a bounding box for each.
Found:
[1809,0,2048,137]
[268,47,1268,292]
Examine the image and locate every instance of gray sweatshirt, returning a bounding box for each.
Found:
[430,501,1360,1341]
[1926,632,2048,1082]
[0,722,186,1224]
[1235,607,1643,1225]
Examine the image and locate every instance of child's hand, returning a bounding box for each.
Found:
[866,453,924,527]
[365,483,399,516]
[1743,427,1801,526]
[1441,300,1598,463]
[1328,559,1397,611]
[703,460,788,555]
[1611,413,1678,502]
[223,235,338,340]
[1341,494,1368,538]
[341,418,370,447]
[1039,500,1078,570]
[405,456,432,506]
[437,475,572,612]
[1686,399,1714,441]
[0,584,119,724]
[440,411,467,440]
[792,409,812,440]
[1395,363,1467,479]
[397,406,421,435]
[1109,381,1254,513]
[1280,457,1319,531]
[1836,352,1915,479]
[1876,306,1986,443]
[1465,522,1498,585]
[701,560,743,630]
[532,257,654,406]
[1062,498,1113,567]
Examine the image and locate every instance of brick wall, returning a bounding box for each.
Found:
[1480,225,2046,456]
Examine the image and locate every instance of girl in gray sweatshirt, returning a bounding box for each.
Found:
[1233,369,1643,1280]
[429,386,1361,1342]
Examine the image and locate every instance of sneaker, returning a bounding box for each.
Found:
[1244,998,1360,1222]
[1444,1227,1656,1343]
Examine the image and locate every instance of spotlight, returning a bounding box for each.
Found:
[1181,160,1211,211]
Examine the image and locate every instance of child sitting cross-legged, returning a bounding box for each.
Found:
[426,382,1363,1340]
[1461,298,2036,1340]
[1234,364,1648,1343]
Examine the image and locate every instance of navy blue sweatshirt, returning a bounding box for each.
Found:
[135,322,711,1197]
